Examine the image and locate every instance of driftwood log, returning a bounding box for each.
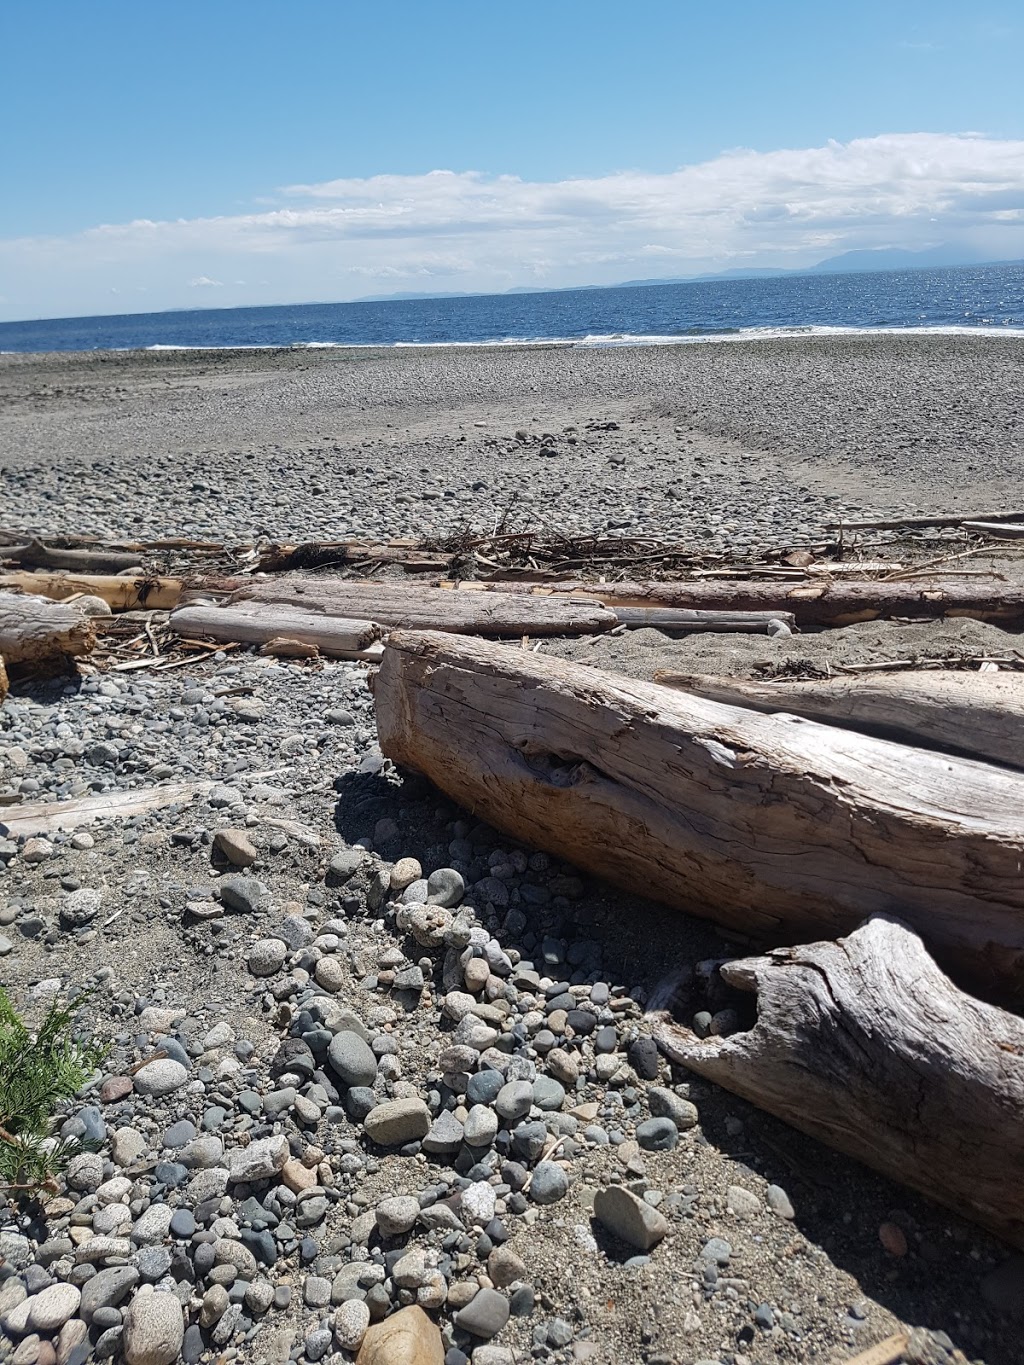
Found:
[169,603,384,660]
[653,916,1024,1249]
[234,579,617,636]
[0,590,97,670]
[374,631,1024,995]
[448,577,1024,628]
[654,670,1024,771]
[0,572,193,611]
[1,539,141,573]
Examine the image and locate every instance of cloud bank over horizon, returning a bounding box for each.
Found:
[3,132,1024,321]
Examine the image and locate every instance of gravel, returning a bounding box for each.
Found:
[0,338,1019,1365]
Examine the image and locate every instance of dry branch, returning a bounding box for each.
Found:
[653,670,1024,770]
[0,590,97,670]
[0,782,213,838]
[374,631,1024,995]
[1,539,141,573]
[652,916,1024,1249]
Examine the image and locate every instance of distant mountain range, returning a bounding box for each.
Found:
[354,246,1019,303]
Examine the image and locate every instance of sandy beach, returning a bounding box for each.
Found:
[2,336,1023,1365]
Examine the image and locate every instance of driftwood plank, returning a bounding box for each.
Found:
[654,670,1024,771]
[452,578,1024,628]
[235,579,616,636]
[374,631,1024,995]
[652,916,1024,1249]
[0,782,213,838]
[169,604,383,659]
[0,590,96,670]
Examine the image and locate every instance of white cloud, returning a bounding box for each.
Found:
[3,132,1024,319]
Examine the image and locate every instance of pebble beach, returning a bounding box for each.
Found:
[1,335,1023,1365]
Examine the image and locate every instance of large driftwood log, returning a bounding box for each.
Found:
[0,591,96,670]
[450,578,1024,628]
[169,603,383,659]
[654,670,1024,771]
[374,631,1024,994]
[652,916,1024,1249]
[234,579,617,636]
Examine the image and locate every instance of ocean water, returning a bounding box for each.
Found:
[1,262,1023,353]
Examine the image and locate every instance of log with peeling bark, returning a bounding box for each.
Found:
[652,916,1024,1249]
[653,670,1024,771]
[169,603,384,659]
[1,539,142,573]
[0,572,191,611]
[0,591,97,670]
[442,577,1024,628]
[374,631,1024,995]
[234,578,617,636]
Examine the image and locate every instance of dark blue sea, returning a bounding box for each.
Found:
[1,262,1023,353]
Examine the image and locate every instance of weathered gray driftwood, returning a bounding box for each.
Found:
[170,603,383,659]
[654,670,1024,770]
[374,631,1024,994]
[652,916,1024,1249]
[234,579,616,637]
[0,590,96,670]
[0,782,214,838]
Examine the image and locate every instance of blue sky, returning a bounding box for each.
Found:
[2,0,1023,319]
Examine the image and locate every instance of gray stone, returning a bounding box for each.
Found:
[26,1283,81,1332]
[495,1080,533,1124]
[121,1290,184,1365]
[455,1287,511,1339]
[463,1104,499,1148]
[530,1162,569,1205]
[426,867,465,908]
[421,1110,465,1155]
[248,938,287,976]
[375,1196,421,1238]
[218,874,269,913]
[766,1184,795,1219]
[327,848,368,884]
[363,1098,430,1146]
[726,1185,762,1218]
[328,1031,378,1087]
[648,1087,699,1131]
[636,1117,677,1152]
[227,1134,288,1182]
[593,1185,669,1251]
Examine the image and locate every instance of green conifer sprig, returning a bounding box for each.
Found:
[0,986,107,1194]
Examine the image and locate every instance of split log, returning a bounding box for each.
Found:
[169,603,384,659]
[0,781,213,838]
[0,591,96,670]
[374,631,1024,995]
[1,539,141,573]
[234,579,616,636]
[653,670,1024,771]
[652,916,1024,1249]
[0,572,191,611]
[453,578,1024,628]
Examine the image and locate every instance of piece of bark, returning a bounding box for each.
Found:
[234,578,616,636]
[0,590,96,670]
[652,916,1024,1249]
[2,539,141,573]
[450,578,1024,628]
[653,670,1024,771]
[170,603,383,658]
[0,572,192,611]
[356,1305,444,1365]
[0,782,213,838]
[374,631,1024,995]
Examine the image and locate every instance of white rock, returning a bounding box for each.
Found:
[227,1134,288,1182]
[133,1059,188,1097]
[333,1298,370,1350]
[461,1181,497,1225]
[26,1283,81,1332]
